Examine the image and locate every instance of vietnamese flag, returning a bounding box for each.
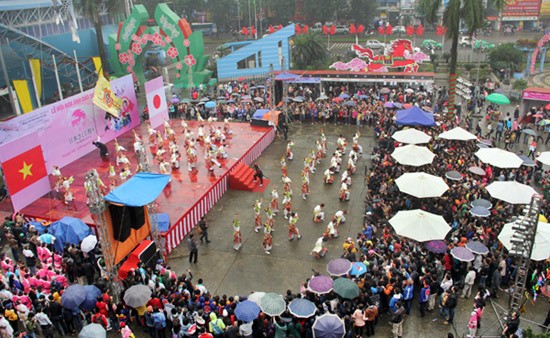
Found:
[0,132,50,211]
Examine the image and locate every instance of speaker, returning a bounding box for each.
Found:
[138,241,161,270]
[108,203,131,242]
[129,206,145,230]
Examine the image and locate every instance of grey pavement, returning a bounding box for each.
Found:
[166,123,550,338]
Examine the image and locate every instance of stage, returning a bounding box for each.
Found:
[0,121,275,254]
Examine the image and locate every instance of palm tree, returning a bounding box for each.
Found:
[419,0,505,121]
[292,32,328,70]
[76,0,123,76]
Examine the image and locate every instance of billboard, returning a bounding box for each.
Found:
[501,0,541,21]
[541,0,550,18]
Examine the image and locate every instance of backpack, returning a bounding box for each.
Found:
[154,314,166,329]
[212,320,224,335]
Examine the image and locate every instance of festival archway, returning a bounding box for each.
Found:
[529,32,550,75]
[107,3,212,88]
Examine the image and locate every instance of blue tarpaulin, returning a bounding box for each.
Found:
[396,106,436,126]
[49,217,91,252]
[252,109,270,119]
[105,172,170,207]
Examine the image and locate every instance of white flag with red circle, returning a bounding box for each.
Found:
[145,76,169,129]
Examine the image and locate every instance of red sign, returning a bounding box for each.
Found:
[502,0,541,19]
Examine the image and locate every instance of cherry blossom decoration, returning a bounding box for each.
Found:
[167,47,179,59]
[184,54,196,67]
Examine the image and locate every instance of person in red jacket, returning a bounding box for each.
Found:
[91,308,108,329]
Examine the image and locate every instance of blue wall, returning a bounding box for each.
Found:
[217,25,293,80]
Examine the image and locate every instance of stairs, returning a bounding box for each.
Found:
[229,163,257,191]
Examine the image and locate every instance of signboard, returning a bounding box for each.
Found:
[523,90,550,101]
[541,0,550,18]
[0,75,139,172]
[501,0,541,20]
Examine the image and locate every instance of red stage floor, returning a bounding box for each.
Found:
[0,121,272,227]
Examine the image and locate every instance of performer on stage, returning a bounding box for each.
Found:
[52,166,63,192]
[286,141,295,160]
[108,164,117,190]
[262,223,273,255]
[92,141,109,157]
[270,188,279,214]
[253,200,262,233]
[313,203,325,223]
[223,118,233,135]
[159,158,171,181]
[287,212,301,241]
[216,144,228,159]
[114,138,126,153]
[232,214,242,251]
[253,163,264,186]
[116,152,130,167]
[336,135,347,153]
[170,151,180,170]
[120,168,131,182]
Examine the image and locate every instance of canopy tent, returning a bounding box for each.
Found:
[262,110,283,126]
[274,72,301,81]
[105,173,171,207]
[48,217,91,252]
[252,109,270,120]
[395,106,436,126]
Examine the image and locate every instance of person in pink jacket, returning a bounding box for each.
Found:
[351,303,366,338]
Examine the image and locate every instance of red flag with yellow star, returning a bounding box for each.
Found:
[0,133,50,211]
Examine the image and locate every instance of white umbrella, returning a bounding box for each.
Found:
[80,235,98,253]
[79,323,106,338]
[388,209,451,242]
[247,292,266,305]
[499,221,550,261]
[395,172,449,198]
[391,145,435,167]
[537,151,550,165]
[485,181,538,204]
[475,148,523,168]
[438,126,477,141]
[392,128,432,144]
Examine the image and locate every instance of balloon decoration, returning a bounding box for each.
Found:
[323,25,329,35]
[330,25,336,35]
[378,26,385,35]
[357,24,365,34]
[295,24,302,35]
[406,25,414,36]
[349,24,356,35]
[385,24,393,35]
[268,25,275,34]
[436,25,447,36]
[241,26,249,36]
[303,25,309,33]
[415,24,424,36]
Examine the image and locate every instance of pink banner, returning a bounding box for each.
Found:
[523,90,550,101]
[145,76,169,129]
[0,75,139,173]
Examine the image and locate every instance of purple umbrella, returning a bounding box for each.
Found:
[466,241,489,255]
[451,247,475,262]
[170,96,180,104]
[384,101,395,108]
[326,258,352,276]
[307,275,334,294]
[424,240,448,254]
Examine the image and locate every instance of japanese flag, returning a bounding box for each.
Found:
[145,76,169,129]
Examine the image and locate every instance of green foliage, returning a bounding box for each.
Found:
[170,0,206,22]
[442,52,451,63]
[513,79,528,91]
[430,53,439,63]
[268,0,295,25]
[346,0,378,27]
[292,32,328,70]
[523,327,550,338]
[488,43,525,72]
[463,63,475,72]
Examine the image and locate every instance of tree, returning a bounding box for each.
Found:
[292,32,327,70]
[346,0,378,26]
[488,43,525,73]
[75,0,123,76]
[419,0,505,120]
[171,0,206,22]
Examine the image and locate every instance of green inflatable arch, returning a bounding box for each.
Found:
[107,3,213,88]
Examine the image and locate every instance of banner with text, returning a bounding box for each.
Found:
[0,75,139,173]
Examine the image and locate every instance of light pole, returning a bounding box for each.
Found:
[237,0,241,33]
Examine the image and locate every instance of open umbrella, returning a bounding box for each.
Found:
[205,101,216,108]
[339,93,350,99]
[519,155,535,167]
[389,209,450,242]
[313,313,346,338]
[350,262,367,276]
[293,96,305,102]
[475,148,523,168]
[468,166,486,176]
[466,241,489,255]
[470,206,491,217]
[486,93,510,105]
[451,247,475,262]
[234,300,261,322]
[499,221,550,261]
[522,129,537,136]
[62,284,86,309]
[80,285,102,311]
[393,102,403,109]
[477,143,490,149]
[327,258,352,276]
[343,101,357,107]
[425,240,448,254]
[254,97,265,102]
[80,235,97,253]
[445,171,462,181]
[259,293,286,316]
[438,126,477,141]
[247,292,266,305]
[391,145,435,166]
[404,88,414,93]
[333,278,360,299]
[486,181,538,204]
[395,172,449,198]
[536,151,550,165]
[78,323,106,338]
[307,275,334,294]
[123,284,152,308]
[316,94,329,101]
[288,299,317,318]
[170,96,180,104]
[384,101,395,108]
[380,87,391,94]
[391,129,431,144]
[471,199,492,209]
[359,95,369,100]
[200,97,210,102]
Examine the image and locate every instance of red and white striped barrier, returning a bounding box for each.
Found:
[163,127,276,254]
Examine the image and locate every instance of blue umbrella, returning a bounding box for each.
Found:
[359,95,369,100]
[451,246,475,262]
[343,101,357,107]
[339,93,350,99]
[205,101,216,108]
[470,206,491,217]
[313,313,346,338]
[62,284,86,309]
[466,241,489,255]
[81,285,102,311]
[293,96,305,102]
[519,155,535,167]
[288,299,317,318]
[234,300,260,322]
[350,262,367,276]
[227,99,236,104]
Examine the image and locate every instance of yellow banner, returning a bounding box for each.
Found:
[29,59,41,97]
[93,75,121,117]
[13,80,33,114]
[92,57,102,74]
[542,0,550,17]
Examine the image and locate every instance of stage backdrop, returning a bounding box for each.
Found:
[0,75,139,173]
